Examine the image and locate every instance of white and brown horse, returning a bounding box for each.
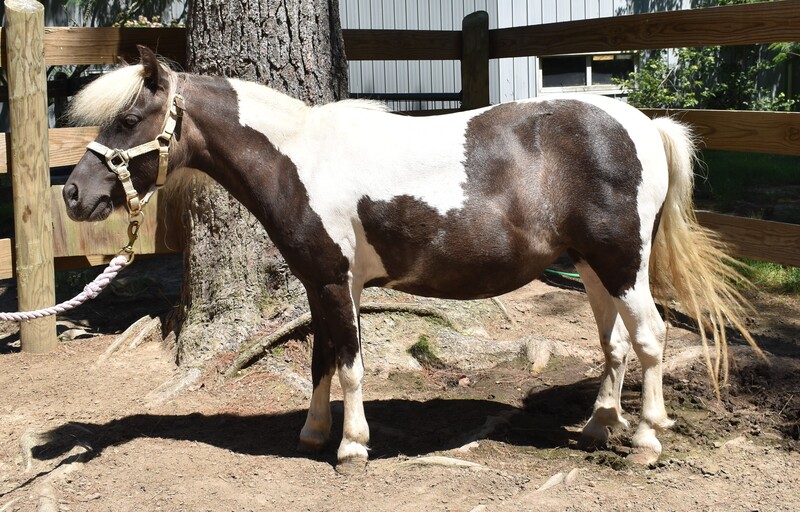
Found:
[64,47,753,467]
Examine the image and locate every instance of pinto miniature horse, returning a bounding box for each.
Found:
[63,47,753,468]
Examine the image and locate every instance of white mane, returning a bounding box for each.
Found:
[320,98,390,113]
[68,63,176,127]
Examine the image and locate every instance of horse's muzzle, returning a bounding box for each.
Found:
[62,183,113,222]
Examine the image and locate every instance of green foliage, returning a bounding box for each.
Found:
[769,42,800,65]
[696,150,800,211]
[617,0,798,111]
[618,46,797,111]
[114,15,178,28]
[63,0,184,28]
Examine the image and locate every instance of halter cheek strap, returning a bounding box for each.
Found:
[87,92,185,217]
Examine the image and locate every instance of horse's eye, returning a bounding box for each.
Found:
[123,114,141,127]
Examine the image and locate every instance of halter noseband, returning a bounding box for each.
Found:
[87,91,185,217]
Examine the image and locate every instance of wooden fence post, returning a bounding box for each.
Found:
[5,0,57,353]
[461,11,490,110]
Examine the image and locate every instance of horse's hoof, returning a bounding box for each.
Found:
[298,429,329,454]
[627,448,660,466]
[335,457,368,476]
[579,419,609,450]
[577,434,605,451]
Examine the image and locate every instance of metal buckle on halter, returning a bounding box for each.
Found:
[116,168,131,181]
[173,94,185,113]
[107,149,130,172]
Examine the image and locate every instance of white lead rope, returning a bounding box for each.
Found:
[0,255,129,322]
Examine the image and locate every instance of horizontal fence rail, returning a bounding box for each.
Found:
[341,29,461,61]
[1,0,799,282]
[640,109,800,157]
[489,0,800,58]
[696,212,800,268]
[0,127,98,174]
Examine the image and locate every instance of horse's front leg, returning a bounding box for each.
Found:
[312,280,370,467]
[298,290,336,453]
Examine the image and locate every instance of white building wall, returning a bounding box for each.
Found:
[342,0,500,110]
[341,0,693,110]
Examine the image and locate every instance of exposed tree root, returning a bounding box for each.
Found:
[490,297,513,324]
[398,456,483,469]
[94,315,161,368]
[223,302,455,378]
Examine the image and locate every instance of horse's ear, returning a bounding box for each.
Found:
[138,45,165,91]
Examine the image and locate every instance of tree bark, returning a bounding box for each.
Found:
[173,0,347,365]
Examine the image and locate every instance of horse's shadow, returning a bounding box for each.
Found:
[32,378,600,468]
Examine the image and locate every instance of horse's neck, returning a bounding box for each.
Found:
[184,74,310,156]
[180,74,311,227]
[226,78,310,149]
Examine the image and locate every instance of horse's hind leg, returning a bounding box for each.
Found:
[574,262,632,447]
[614,279,674,464]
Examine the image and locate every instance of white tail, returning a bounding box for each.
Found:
[649,117,762,395]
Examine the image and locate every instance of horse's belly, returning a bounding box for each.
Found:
[368,245,555,300]
[357,193,562,299]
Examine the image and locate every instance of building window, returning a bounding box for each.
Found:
[539,53,636,94]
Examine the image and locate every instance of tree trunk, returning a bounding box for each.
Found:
[173,0,347,366]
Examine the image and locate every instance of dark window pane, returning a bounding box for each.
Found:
[591,55,635,85]
[541,56,586,87]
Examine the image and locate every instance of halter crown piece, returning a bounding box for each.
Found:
[87,91,185,218]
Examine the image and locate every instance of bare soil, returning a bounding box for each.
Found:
[1,256,799,512]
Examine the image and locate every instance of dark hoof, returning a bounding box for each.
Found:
[297,439,326,454]
[577,434,605,452]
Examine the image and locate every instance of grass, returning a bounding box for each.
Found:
[736,259,800,295]
[695,150,800,295]
[407,335,445,370]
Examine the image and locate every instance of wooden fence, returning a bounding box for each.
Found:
[1,0,799,347]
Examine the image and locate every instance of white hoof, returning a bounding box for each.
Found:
[627,447,660,465]
[581,406,630,449]
[337,439,369,464]
[631,424,663,464]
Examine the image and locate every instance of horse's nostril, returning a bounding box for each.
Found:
[63,183,79,208]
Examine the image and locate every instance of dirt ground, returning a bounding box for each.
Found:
[1,256,799,512]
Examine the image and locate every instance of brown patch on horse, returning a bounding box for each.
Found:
[358,100,644,299]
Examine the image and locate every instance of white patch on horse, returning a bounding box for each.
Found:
[614,280,672,459]
[299,372,333,450]
[229,79,478,282]
[337,343,370,461]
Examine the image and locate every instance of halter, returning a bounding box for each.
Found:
[87,91,185,218]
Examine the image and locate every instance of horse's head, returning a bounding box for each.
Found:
[63,46,183,221]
